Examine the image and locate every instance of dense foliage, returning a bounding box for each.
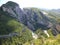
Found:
[23,34,60,45]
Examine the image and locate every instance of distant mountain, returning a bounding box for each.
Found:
[51,9,60,13]
[0,1,60,45]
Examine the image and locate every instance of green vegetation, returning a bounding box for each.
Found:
[35,29,48,38]
[1,8,60,45]
[0,10,33,45]
[23,34,60,45]
[0,2,60,45]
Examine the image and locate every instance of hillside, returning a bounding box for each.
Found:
[0,1,60,45]
[0,4,33,45]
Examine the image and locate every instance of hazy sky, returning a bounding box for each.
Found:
[0,0,60,9]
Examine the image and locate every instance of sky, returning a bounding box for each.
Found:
[0,0,60,9]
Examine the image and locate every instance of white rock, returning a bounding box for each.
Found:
[43,30,50,37]
[32,32,38,39]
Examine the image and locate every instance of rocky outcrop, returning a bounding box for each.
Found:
[56,24,60,32]
[23,8,52,30]
[43,30,50,37]
[32,32,38,39]
[1,1,52,31]
[2,1,28,25]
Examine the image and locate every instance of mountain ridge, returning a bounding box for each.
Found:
[1,1,60,34]
[0,1,60,45]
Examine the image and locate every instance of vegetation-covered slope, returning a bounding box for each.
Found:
[0,1,60,45]
[0,7,33,45]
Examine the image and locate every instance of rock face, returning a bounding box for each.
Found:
[23,8,51,30]
[1,1,27,24]
[1,1,52,31]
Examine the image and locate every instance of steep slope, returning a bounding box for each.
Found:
[23,8,51,30]
[0,4,33,45]
[1,2,52,31]
[1,1,60,35]
[0,1,60,45]
[40,9,60,35]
